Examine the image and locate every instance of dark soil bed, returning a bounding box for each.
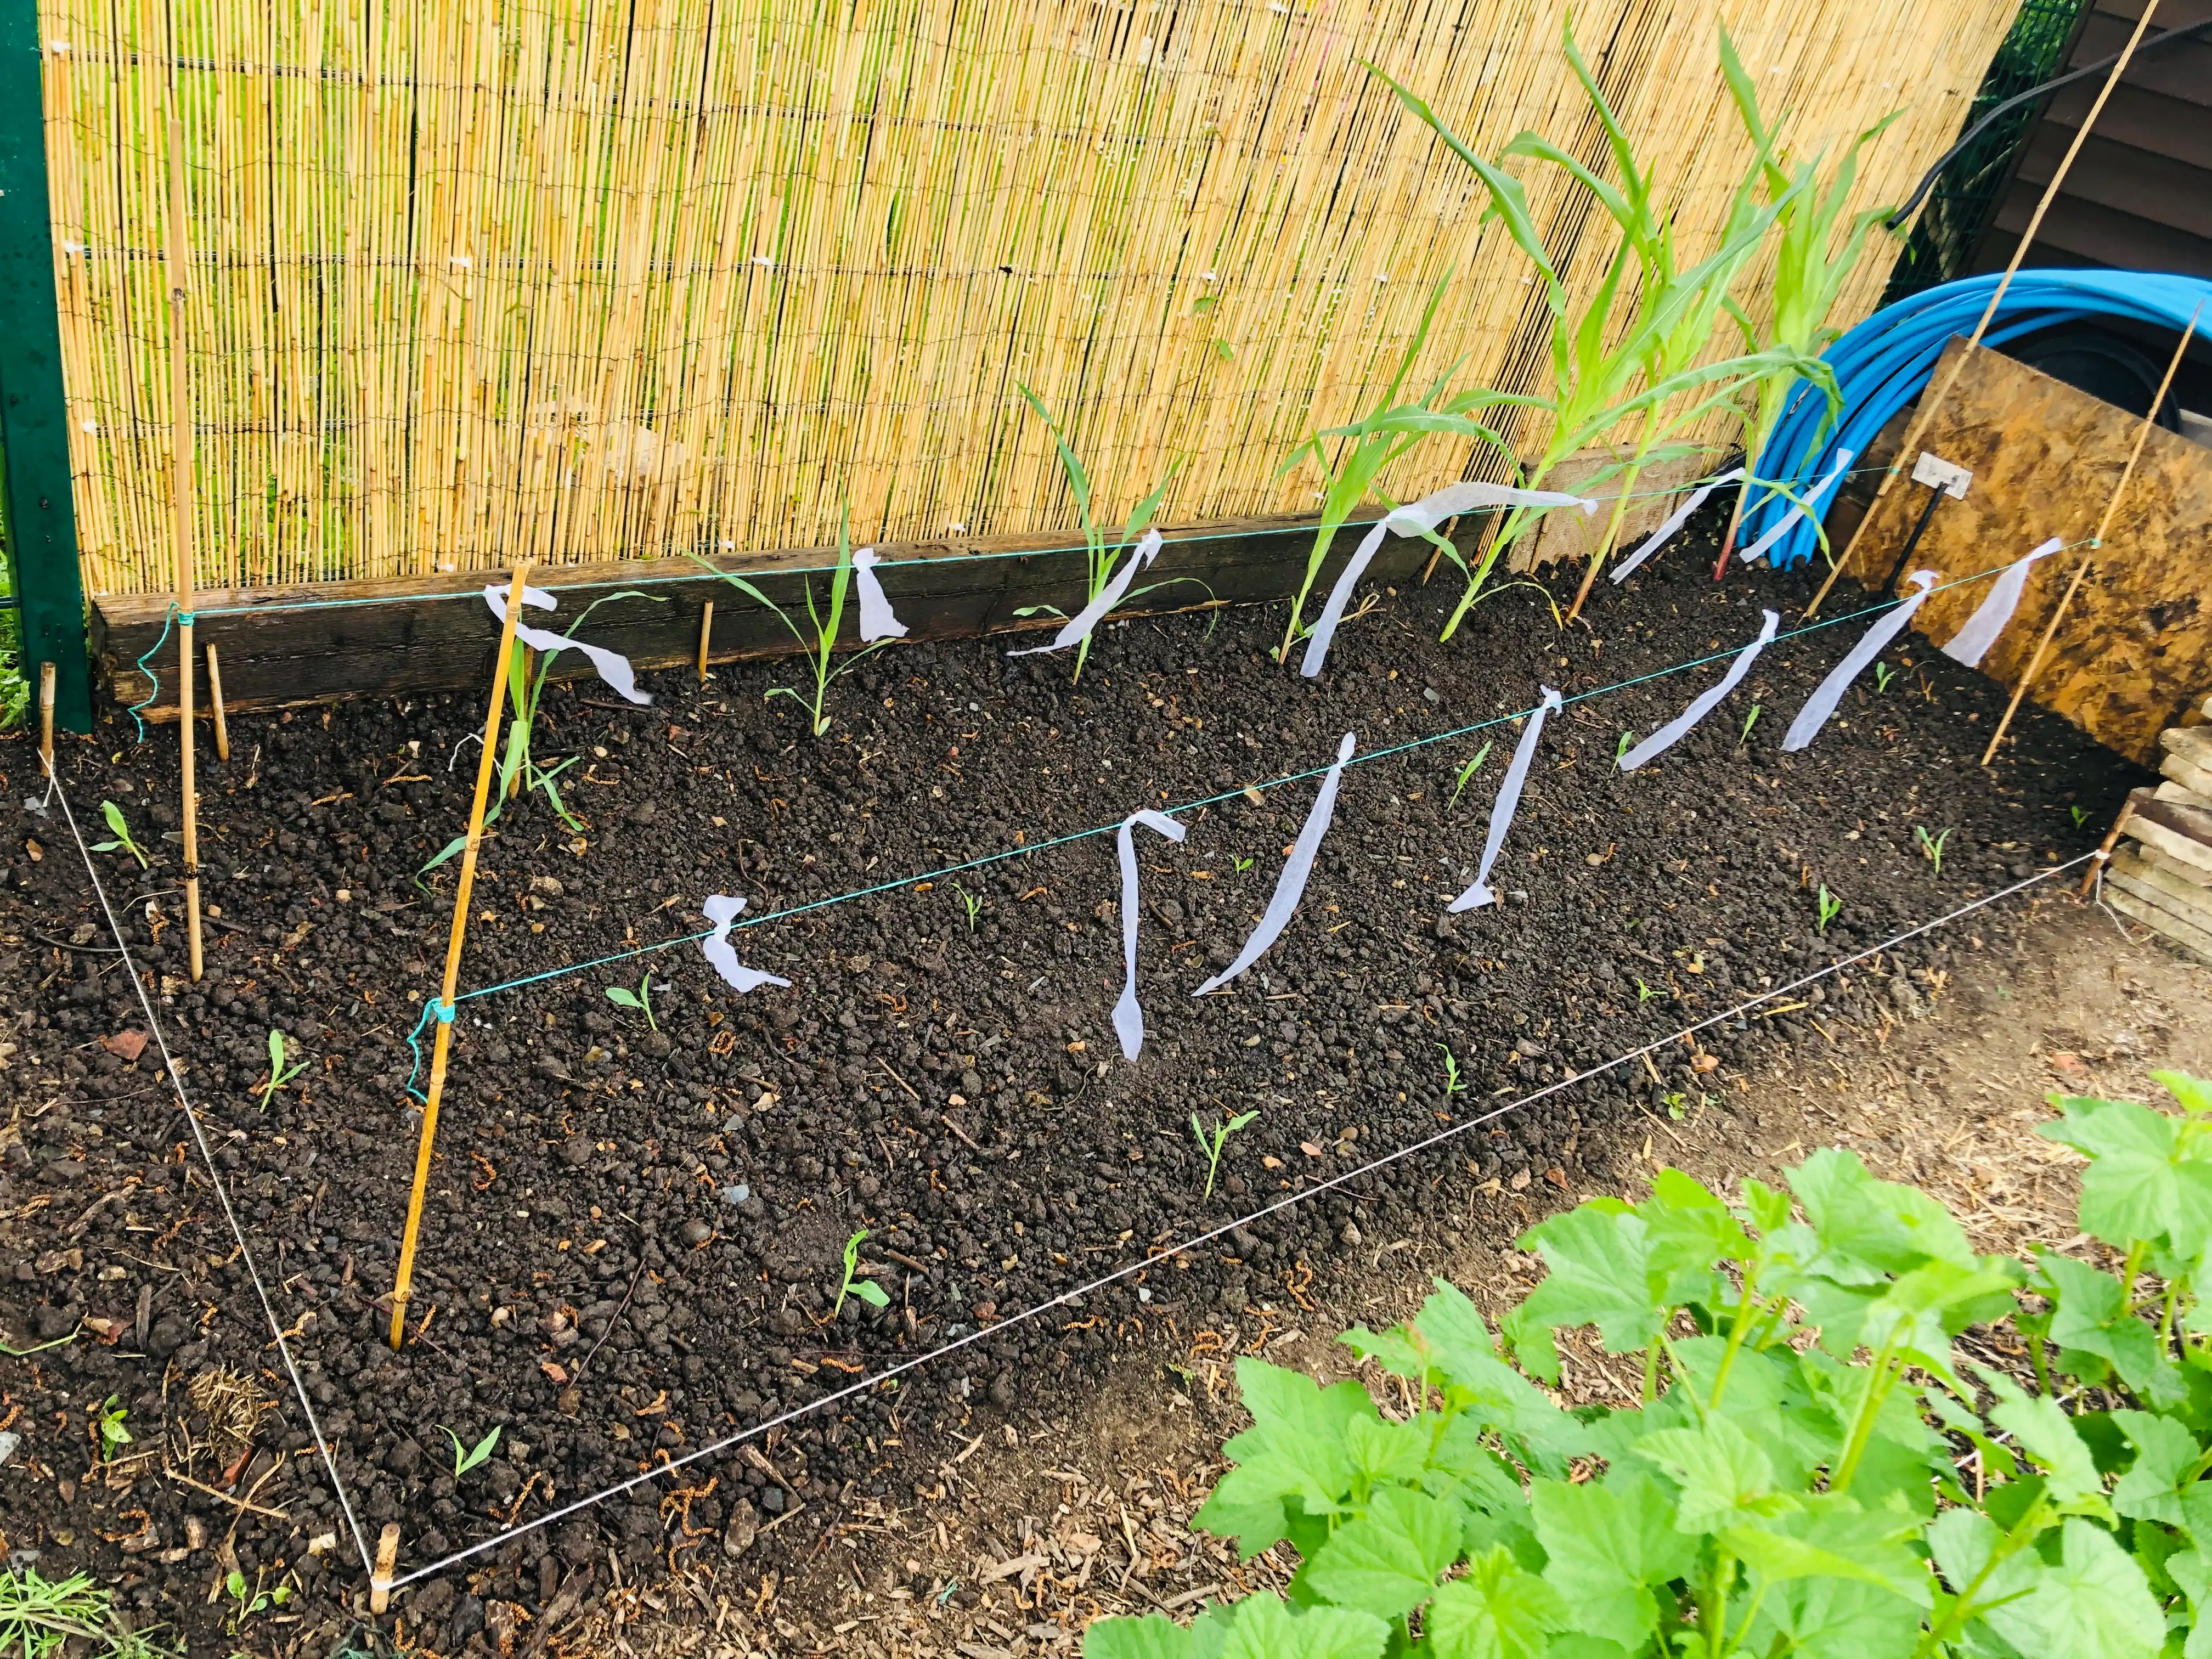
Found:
[0,532,2145,1654]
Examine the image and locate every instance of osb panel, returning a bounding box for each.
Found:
[1836,340,2212,766]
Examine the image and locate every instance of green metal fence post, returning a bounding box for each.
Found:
[0,1,90,733]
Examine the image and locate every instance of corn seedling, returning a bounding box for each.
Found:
[94,1395,131,1460]
[691,511,894,735]
[836,1229,890,1314]
[1,1566,176,1659]
[950,882,983,932]
[1816,884,1843,933]
[1231,854,1255,873]
[1437,1044,1466,1097]
[1191,1109,1260,1199]
[1717,26,1902,563]
[1872,660,1897,692]
[1738,702,1762,748]
[1447,741,1494,806]
[256,1029,307,1109]
[1015,384,1204,681]
[1916,824,1952,875]
[1616,730,1634,763]
[2070,805,2089,826]
[1636,978,1656,1003]
[604,974,658,1032]
[441,1424,501,1479]
[89,800,149,868]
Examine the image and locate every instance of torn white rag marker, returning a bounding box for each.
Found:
[1781,572,1938,752]
[1302,482,1596,677]
[700,894,792,994]
[1193,732,1356,995]
[1618,610,1778,772]
[1941,537,2061,668]
[1112,809,1188,1058]
[1737,448,1855,565]
[1610,468,1743,585]
[483,584,653,706]
[850,548,909,642]
[1450,685,1561,912]
[1009,528,1163,657]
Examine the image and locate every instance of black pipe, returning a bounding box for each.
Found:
[1880,484,1948,597]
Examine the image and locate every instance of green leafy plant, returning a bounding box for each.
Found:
[0,646,29,733]
[221,1568,290,1634]
[950,882,984,933]
[1448,741,1496,808]
[1232,855,1255,873]
[89,800,149,869]
[1738,702,1762,749]
[2070,805,2090,827]
[1087,1079,2212,1659]
[0,1565,176,1658]
[1816,883,1842,933]
[255,1029,307,1109]
[1916,824,1953,876]
[604,973,658,1032]
[836,1228,890,1315]
[94,1395,131,1460]
[1873,659,1898,693]
[1438,1044,1467,1098]
[441,1424,502,1480]
[1191,1109,1261,1199]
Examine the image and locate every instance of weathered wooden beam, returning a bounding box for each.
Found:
[92,510,1436,721]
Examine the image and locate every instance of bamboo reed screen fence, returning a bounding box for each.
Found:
[40,0,2020,599]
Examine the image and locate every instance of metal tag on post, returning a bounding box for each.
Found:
[1911,450,1973,499]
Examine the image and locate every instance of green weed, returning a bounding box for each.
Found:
[604,974,658,1032]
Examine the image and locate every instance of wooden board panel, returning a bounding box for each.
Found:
[1832,340,2212,766]
[92,510,1426,720]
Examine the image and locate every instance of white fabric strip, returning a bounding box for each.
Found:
[1738,448,1855,566]
[1193,733,1357,996]
[1112,809,1189,1058]
[1781,572,1937,752]
[1301,482,1595,678]
[1610,468,1743,584]
[701,894,792,994]
[1449,686,1561,913]
[484,585,654,706]
[1941,537,2061,668]
[1618,609,1778,772]
[851,548,909,642]
[1008,529,1164,657]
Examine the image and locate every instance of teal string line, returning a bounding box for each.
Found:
[442,546,2062,1011]
[126,603,179,743]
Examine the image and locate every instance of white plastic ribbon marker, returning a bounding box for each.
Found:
[1112,809,1188,1058]
[1193,733,1356,995]
[1738,448,1855,566]
[851,548,909,642]
[1941,537,2061,668]
[1618,610,1778,772]
[1302,482,1596,677]
[1450,686,1561,912]
[484,585,654,706]
[1610,468,1743,585]
[701,894,792,994]
[1781,572,1938,752]
[1009,529,1164,657]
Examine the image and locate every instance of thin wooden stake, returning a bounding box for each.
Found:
[1807,0,2165,619]
[697,599,714,681]
[369,1522,400,1613]
[1982,304,2199,768]
[38,662,55,776]
[389,562,531,1351]
[166,116,203,985]
[205,642,230,761]
[2081,788,2151,898]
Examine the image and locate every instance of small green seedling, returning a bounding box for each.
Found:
[1437,1045,1466,1096]
[1871,660,1896,692]
[1738,702,1762,747]
[604,973,658,1032]
[1816,884,1842,933]
[1915,823,1951,875]
[1190,1109,1260,1199]
[1616,730,1634,763]
[2069,805,2089,827]
[950,882,983,932]
[223,1567,290,1631]
[1231,854,1255,873]
[836,1229,890,1315]
[256,1030,307,1109]
[94,1395,131,1460]
[89,800,149,868]
[1635,978,1655,1003]
[1448,741,1495,806]
[442,1424,501,1479]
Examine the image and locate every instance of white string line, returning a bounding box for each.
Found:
[41,761,380,1581]
[388,854,2092,1589]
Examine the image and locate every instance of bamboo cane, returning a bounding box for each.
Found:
[1980,304,2199,769]
[167,116,204,985]
[205,643,230,761]
[1805,0,2166,619]
[388,561,532,1350]
[38,662,56,777]
[2080,788,2151,899]
[697,600,714,682]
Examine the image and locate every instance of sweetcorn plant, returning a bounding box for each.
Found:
[1085,1071,2212,1659]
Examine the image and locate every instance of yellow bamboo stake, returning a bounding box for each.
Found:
[697,600,714,682]
[38,662,57,777]
[1980,303,2199,769]
[205,643,230,761]
[1807,0,2165,619]
[388,562,532,1351]
[166,116,204,985]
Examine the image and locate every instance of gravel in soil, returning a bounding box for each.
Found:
[0,535,2146,1652]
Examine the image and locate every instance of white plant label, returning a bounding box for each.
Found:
[1112,809,1188,1058]
[851,548,909,642]
[1451,685,1561,912]
[1737,448,1855,566]
[1194,733,1356,995]
[701,894,792,994]
[1610,468,1743,585]
[483,585,653,706]
[1009,529,1164,657]
[1619,610,1778,772]
[1782,572,1937,752]
[1941,537,2061,668]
